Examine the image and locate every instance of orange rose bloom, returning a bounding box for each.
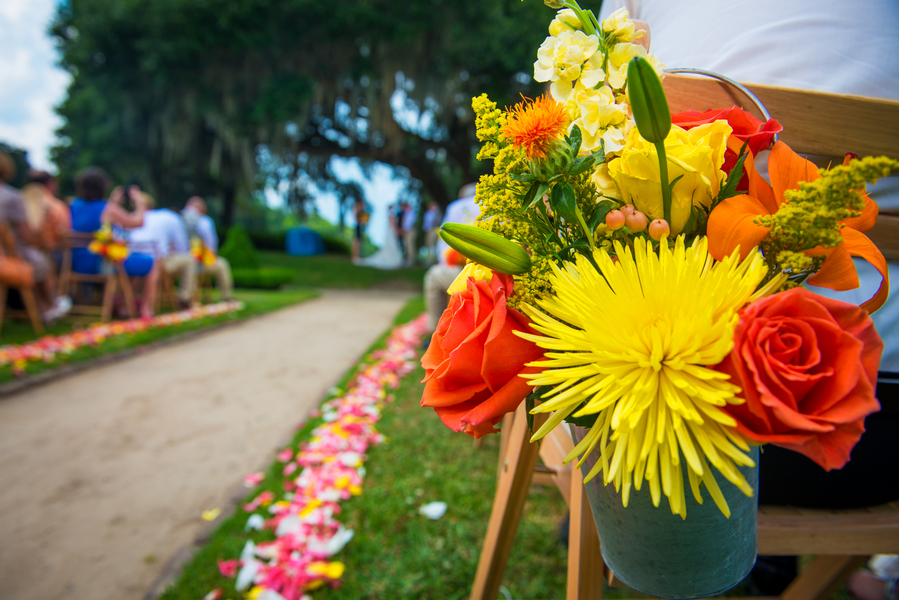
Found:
[420,272,543,438]
[715,288,883,470]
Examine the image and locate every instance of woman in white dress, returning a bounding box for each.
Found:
[359,209,404,270]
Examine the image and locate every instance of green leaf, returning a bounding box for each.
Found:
[716,141,750,205]
[521,181,540,208]
[587,200,614,229]
[526,181,551,210]
[568,125,583,158]
[509,172,535,183]
[590,141,606,165]
[568,155,595,176]
[564,402,599,429]
[550,181,579,224]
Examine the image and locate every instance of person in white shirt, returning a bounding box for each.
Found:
[182,197,233,300]
[423,183,479,331]
[128,198,197,308]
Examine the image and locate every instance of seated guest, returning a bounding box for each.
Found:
[128,195,196,309]
[21,170,70,251]
[69,167,158,318]
[0,152,70,322]
[424,183,478,332]
[182,196,233,300]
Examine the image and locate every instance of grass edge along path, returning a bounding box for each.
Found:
[0,288,318,386]
[157,296,429,600]
[158,296,573,600]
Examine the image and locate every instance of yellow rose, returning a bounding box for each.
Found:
[607,121,732,234]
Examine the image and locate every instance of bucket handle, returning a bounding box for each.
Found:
[664,67,778,143]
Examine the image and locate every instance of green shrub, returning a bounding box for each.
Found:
[219,225,260,269]
[321,233,350,255]
[232,267,294,289]
[247,230,287,251]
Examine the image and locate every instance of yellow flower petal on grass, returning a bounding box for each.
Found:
[518,236,766,518]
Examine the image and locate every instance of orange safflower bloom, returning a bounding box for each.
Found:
[708,140,888,313]
[502,94,570,160]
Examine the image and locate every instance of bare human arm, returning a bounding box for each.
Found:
[101,186,146,229]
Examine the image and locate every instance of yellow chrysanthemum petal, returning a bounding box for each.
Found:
[523,235,765,517]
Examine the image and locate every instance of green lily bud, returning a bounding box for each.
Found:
[627,56,675,224]
[543,0,566,8]
[439,223,531,275]
[626,56,671,144]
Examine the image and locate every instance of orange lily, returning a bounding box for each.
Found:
[708,140,888,313]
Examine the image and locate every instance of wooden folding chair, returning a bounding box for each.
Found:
[0,223,45,338]
[58,231,137,322]
[469,77,899,600]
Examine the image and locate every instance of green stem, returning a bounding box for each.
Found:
[576,208,595,250]
[563,0,597,36]
[654,141,672,224]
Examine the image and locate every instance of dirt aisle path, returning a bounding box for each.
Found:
[0,289,413,600]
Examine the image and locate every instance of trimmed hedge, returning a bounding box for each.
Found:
[247,230,287,251]
[321,234,350,255]
[232,267,295,290]
[247,229,350,255]
[219,225,260,269]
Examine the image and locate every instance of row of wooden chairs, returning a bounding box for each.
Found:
[0,230,215,341]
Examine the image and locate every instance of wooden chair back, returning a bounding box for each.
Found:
[58,230,136,322]
[471,80,899,600]
[663,73,899,259]
[0,222,44,337]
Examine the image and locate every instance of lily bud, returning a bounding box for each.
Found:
[626,56,671,145]
[439,223,531,275]
[543,0,566,8]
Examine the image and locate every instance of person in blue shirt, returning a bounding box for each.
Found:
[69,167,159,318]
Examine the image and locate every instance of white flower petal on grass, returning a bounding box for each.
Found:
[418,501,448,520]
[245,514,265,531]
[235,558,260,591]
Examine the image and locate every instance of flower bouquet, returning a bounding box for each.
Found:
[420,1,895,597]
[88,224,130,263]
[191,237,217,266]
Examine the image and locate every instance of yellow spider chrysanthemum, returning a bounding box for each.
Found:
[518,236,769,518]
[501,94,570,161]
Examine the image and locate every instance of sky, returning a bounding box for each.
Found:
[0,0,70,172]
[0,0,403,245]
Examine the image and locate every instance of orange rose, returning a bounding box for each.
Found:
[420,272,543,438]
[715,288,883,470]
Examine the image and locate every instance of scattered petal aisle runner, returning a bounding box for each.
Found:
[213,314,428,600]
[0,301,245,374]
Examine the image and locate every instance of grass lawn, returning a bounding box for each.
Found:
[259,251,428,290]
[0,287,318,385]
[158,297,572,600]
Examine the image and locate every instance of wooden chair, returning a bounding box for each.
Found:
[469,77,899,600]
[0,223,45,338]
[58,231,137,322]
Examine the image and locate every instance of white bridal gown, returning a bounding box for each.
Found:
[359,216,405,270]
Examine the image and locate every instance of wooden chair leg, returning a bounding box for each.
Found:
[781,556,867,600]
[0,285,7,340]
[567,473,604,600]
[470,404,545,600]
[101,276,118,322]
[496,412,515,482]
[20,287,45,335]
[117,265,136,318]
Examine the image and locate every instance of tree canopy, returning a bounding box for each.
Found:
[51,0,551,225]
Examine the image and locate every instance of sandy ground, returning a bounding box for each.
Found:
[0,289,413,600]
